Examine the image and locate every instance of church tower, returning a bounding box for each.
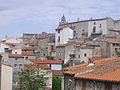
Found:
[59,14,67,25]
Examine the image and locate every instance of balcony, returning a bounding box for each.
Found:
[91,31,102,35]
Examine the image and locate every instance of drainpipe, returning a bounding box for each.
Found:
[0,55,2,90]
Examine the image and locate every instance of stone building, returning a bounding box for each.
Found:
[95,40,120,58]
[56,41,101,64]
[64,57,120,90]
[35,34,56,59]
[56,15,120,42]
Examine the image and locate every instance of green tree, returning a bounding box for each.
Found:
[52,76,61,90]
[18,69,49,90]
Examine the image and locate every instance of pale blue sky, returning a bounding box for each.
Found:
[0,0,120,38]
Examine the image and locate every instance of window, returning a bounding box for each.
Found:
[84,53,87,57]
[99,24,102,28]
[14,64,17,67]
[58,29,60,33]
[15,58,18,60]
[26,57,28,60]
[82,30,85,35]
[94,22,96,25]
[58,36,60,42]
[78,55,80,58]
[49,64,51,67]
[19,64,22,66]
[43,54,45,56]
[74,31,76,36]
[93,26,96,33]
[15,52,17,54]
[51,45,54,51]
[115,48,117,51]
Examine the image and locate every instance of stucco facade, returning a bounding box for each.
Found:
[1,64,13,90]
[55,27,73,46]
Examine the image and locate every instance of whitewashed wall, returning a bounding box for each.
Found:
[51,64,62,70]
[1,64,13,90]
[12,48,22,54]
[0,43,10,53]
[55,27,73,46]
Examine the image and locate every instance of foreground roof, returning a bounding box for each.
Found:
[64,57,120,82]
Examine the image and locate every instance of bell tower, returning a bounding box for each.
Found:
[59,14,67,25]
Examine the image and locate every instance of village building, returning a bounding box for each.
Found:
[30,59,62,70]
[35,34,56,59]
[56,41,101,64]
[56,16,120,42]
[0,54,13,90]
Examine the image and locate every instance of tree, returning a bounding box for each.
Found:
[52,76,61,90]
[18,69,49,90]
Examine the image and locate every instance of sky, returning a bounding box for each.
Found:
[0,0,120,38]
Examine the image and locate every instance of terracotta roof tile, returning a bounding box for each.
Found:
[22,51,35,56]
[24,40,37,44]
[31,59,62,64]
[106,40,120,44]
[9,54,23,58]
[22,46,37,50]
[90,57,105,61]
[24,64,51,70]
[64,57,120,82]
[37,34,55,39]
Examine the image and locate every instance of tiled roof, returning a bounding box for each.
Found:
[24,40,37,44]
[9,54,23,58]
[57,41,86,47]
[22,46,37,50]
[6,43,18,46]
[31,59,62,64]
[52,70,63,76]
[90,57,105,61]
[106,40,120,44]
[87,44,100,47]
[24,64,51,70]
[64,57,120,82]
[56,41,100,47]
[22,51,35,56]
[37,34,55,39]
[64,63,87,70]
